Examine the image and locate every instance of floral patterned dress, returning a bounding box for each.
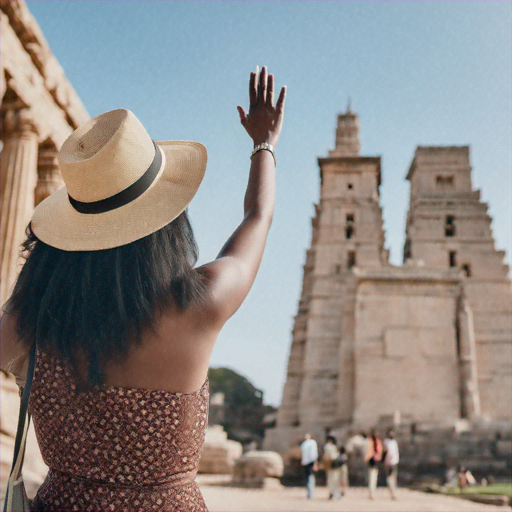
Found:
[29,350,209,512]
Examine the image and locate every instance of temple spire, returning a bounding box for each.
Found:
[330,104,360,157]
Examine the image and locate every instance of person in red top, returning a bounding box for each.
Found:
[365,429,383,500]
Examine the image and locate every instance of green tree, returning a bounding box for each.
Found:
[208,367,276,445]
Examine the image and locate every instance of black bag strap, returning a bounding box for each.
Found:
[9,343,37,480]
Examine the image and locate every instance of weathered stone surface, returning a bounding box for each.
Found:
[198,425,243,474]
[232,451,283,488]
[406,146,511,422]
[1,0,89,306]
[0,107,39,306]
[1,1,88,145]
[35,142,63,206]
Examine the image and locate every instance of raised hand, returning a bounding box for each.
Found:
[197,66,283,328]
[237,66,286,147]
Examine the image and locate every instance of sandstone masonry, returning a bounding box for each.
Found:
[265,108,512,454]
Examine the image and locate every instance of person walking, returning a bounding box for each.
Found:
[456,466,468,493]
[338,445,349,497]
[383,428,399,500]
[322,436,341,500]
[1,67,286,511]
[300,433,318,499]
[365,429,383,500]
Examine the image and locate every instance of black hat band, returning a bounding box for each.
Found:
[68,141,162,215]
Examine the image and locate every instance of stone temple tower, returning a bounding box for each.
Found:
[264,111,511,454]
[404,147,512,421]
[274,109,388,431]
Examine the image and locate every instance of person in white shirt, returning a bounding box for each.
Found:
[383,428,399,500]
[300,433,318,499]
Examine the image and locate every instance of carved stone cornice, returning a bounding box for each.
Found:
[1,0,49,76]
[1,0,89,142]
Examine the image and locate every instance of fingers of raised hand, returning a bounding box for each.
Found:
[249,72,257,107]
[266,74,274,107]
[258,66,268,104]
[237,106,248,127]
[276,86,287,114]
[248,66,284,118]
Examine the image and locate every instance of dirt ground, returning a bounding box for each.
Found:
[198,475,511,512]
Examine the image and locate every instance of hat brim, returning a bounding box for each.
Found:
[31,141,207,251]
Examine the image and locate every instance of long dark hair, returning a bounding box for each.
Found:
[7,211,207,387]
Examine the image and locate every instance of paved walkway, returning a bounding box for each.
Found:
[198,476,510,512]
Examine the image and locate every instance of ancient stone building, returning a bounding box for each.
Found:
[1,0,88,498]
[404,147,511,422]
[1,0,88,305]
[264,108,511,453]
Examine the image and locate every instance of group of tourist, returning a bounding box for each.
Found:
[300,428,400,500]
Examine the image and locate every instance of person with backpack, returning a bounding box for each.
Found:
[322,435,341,499]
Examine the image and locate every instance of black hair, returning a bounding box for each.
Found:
[326,435,337,444]
[7,211,207,388]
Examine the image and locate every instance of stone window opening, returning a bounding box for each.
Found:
[449,251,457,267]
[403,238,412,261]
[436,175,454,189]
[347,183,353,190]
[345,213,355,239]
[462,263,471,277]
[347,250,356,269]
[445,215,456,237]
[334,264,342,275]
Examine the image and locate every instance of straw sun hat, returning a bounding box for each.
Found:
[31,109,207,251]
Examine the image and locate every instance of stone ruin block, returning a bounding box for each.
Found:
[198,425,242,474]
[232,451,283,489]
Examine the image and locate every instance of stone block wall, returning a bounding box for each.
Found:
[352,270,462,427]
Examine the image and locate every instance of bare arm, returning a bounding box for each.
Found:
[0,309,27,373]
[199,66,286,322]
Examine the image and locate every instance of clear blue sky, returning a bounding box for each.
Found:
[27,0,511,406]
